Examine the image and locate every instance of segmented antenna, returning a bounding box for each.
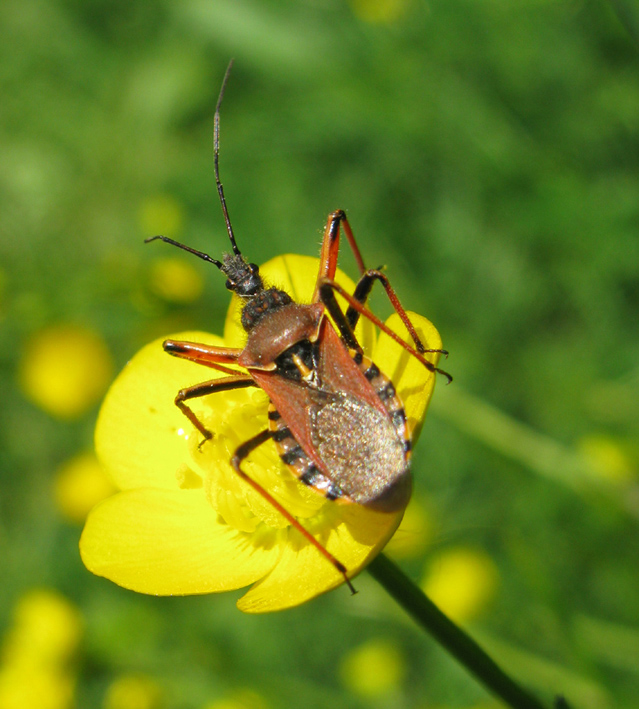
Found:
[214,60,241,257]
[144,234,223,268]
[145,61,241,270]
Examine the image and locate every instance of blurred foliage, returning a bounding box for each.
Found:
[1,0,639,706]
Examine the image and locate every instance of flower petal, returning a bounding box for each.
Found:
[95,331,227,490]
[237,503,402,613]
[373,312,442,440]
[80,488,280,594]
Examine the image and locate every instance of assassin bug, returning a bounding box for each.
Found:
[146,62,451,593]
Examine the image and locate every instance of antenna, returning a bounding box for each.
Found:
[145,62,244,275]
[214,60,241,257]
[144,234,223,268]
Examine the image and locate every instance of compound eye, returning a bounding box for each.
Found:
[248,263,259,273]
[225,278,236,290]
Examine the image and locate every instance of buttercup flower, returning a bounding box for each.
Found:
[148,257,204,304]
[340,638,406,697]
[0,589,82,709]
[421,547,499,623]
[54,452,117,524]
[80,254,442,612]
[19,325,113,419]
[103,674,162,709]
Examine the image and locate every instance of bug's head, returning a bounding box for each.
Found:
[221,253,263,297]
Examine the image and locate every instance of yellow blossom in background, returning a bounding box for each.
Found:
[0,668,75,709]
[148,257,204,304]
[3,589,83,663]
[384,495,434,560]
[54,452,117,524]
[0,590,82,709]
[81,255,443,612]
[138,194,184,239]
[103,674,162,709]
[421,547,499,624]
[18,325,113,418]
[349,0,411,24]
[578,434,635,483]
[340,638,406,697]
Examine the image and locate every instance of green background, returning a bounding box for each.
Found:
[2,0,639,707]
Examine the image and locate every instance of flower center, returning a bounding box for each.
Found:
[184,386,328,534]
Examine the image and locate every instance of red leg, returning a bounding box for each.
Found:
[319,279,452,383]
[231,430,357,594]
[312,213,442,353]
[312,210,367,303]
[164,340,244,376]
[346,269,448,357]
[311,211,451,381]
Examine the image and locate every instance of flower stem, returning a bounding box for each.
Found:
[367,554,559,709]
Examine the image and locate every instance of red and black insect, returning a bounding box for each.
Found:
[147,63,451,592]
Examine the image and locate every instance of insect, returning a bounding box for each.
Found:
[146,62,451,592]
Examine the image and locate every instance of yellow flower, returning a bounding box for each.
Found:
[80,255,442,613]
[340,638,406,697]
[0,589,82,709]
[103,674,162,709]
[54,452,117,524]
[0,667,75,709]
[148,257,204,304]
[2,589,83,666]
[421,547,499,624]
[577,434,635,483]
[18,325,113,419]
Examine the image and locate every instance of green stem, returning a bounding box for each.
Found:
[367,554,560,709]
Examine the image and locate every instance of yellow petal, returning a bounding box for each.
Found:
[80,488,280,595]
[373,312,442,439]
[95,331,226,490]
[237,503,402,613]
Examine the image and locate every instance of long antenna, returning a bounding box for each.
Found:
[144,234,223,268]
[214,60,241,256]
[145,62,241,272]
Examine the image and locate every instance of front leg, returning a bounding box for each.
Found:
[164,340,244,376]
